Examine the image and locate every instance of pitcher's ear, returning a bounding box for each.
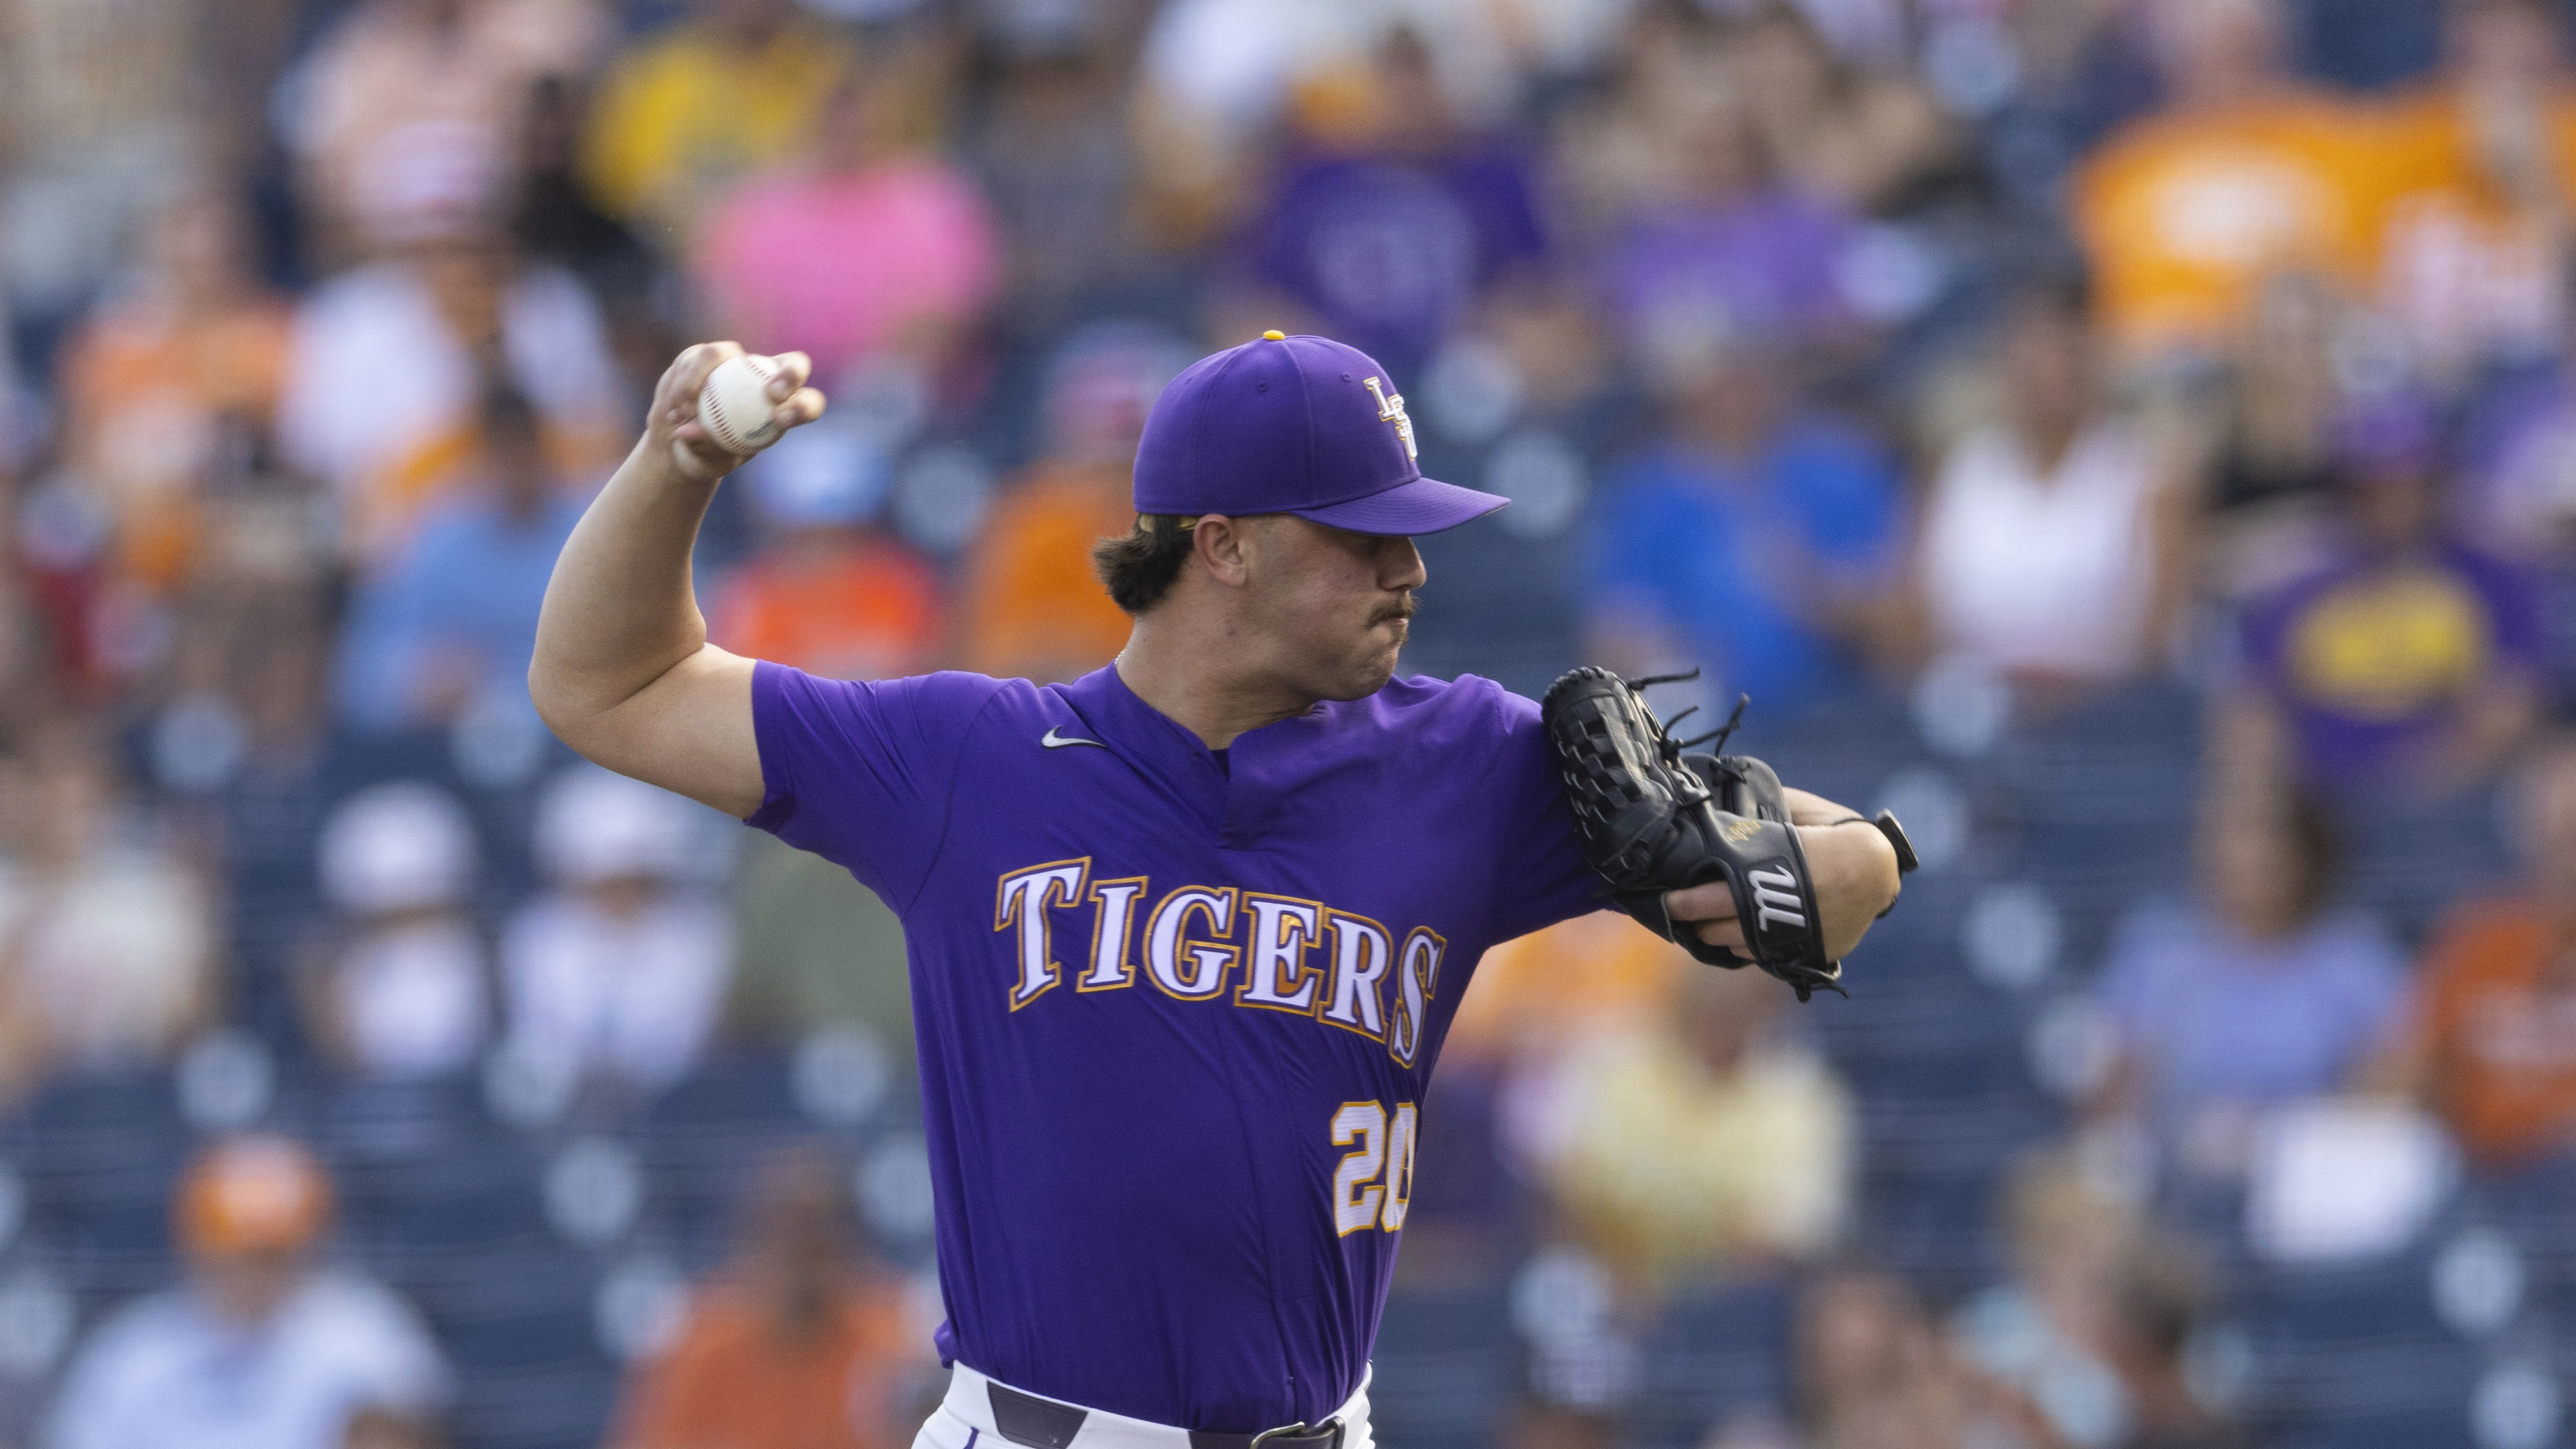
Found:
[1193,515,1251,588]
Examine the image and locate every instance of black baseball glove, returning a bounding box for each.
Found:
[1540,665,1845,1001]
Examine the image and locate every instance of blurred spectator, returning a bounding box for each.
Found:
[1227,27,1547,373]
[1548,1,1728,242]
[1474,276,1624,440]
[1383,1060,1523,1287]
[0,298,27,464]
[2070,0,2392,362]
[304,782,489,1080]
[1781,1270,2014,1449]
[2388,738,2576,1171]
[0,541,57,749]
[11,469,130,705]
[277,228,623,560]
[501,767,729,1094]
[1448,911,1685,1071]
[2103,1245,2245,1449]
[342,1409,443,1449]
[708,429,942,681]
[1914,279,2192,689]
[2224,393,2544,793]
[959,322,1187,682]
[1970,0,2165,216]
[2377,0,2576,385]
[2466,307,2576,716]
[179,412,341,615]
[1582,331,1902,716]
[964,38,1139,326]
[1136,0,1524,158]
[333,387,585,731]
[0,0,200,338]
[54,191,293,597]
[2201,276,2346,592]
[1593,83,1863,367]
[1953,1175,2241,1448]
[1502,1242,1644,1449]
[45,1136,450,1449]
[1951,1155,2142,1449]
[606,1145,923,1449]
[1733,3,1958,216]
[0,726,213,1104]
[695,51,1000,393]
[1520,965,1851,1289]
[287,0,608,268]
[198,609,337,1043]
[583,0,856,245]
[1126,0,1522,253]
[728,833,912,1076]
[1501,1400,1615,1449]
[2090,790,2407,1175]
[512,73,663,386]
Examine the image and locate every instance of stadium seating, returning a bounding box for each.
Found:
[2228,1247,2488,1448]
[1368,1281,1519,1449]
[1625,1280,1793,1449]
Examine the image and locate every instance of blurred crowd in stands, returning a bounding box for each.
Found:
[11,0,2576,1446]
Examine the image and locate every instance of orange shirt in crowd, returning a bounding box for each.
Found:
[610,1279,921,1449]
[2071,90,2398,355]
[1445,910,1684,1066]
[712,534,945,681]
[2373,83,2576,373]
[2412,895,2576,1168]
[59,300,294,590]
[959,461,1134,683]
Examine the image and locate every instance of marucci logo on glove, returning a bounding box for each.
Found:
[1749,866,1807,932]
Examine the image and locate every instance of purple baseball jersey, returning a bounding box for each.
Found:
[746,657,1599,1429]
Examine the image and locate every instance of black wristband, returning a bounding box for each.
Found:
[1869,810,1919,875]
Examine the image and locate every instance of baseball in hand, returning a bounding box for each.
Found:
[698,354,787,455]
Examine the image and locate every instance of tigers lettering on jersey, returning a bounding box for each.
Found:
[994,859,1447,1066]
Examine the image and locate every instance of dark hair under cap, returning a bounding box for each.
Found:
[1089,515,1199,615]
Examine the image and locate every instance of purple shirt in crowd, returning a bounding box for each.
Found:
[747,660,1598,1429]
[1246,148,1547,369]
[1602,186,1858,347]
[2238,542,2544,787]
[2098,898,2409,1137]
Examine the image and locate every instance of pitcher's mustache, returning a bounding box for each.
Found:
[1371,596,1419,626]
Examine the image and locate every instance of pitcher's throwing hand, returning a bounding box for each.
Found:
[653,343,826,483]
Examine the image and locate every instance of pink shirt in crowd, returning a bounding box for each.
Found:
[697,160,1001,385]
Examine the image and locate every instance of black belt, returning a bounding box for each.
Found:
[987,1381,1345,1449]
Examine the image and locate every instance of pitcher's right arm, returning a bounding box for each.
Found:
[529,343,823,818]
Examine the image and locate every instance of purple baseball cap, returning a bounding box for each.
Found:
[1131,331,1508,535]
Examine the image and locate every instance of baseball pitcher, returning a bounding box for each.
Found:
[530,333,1910,1449]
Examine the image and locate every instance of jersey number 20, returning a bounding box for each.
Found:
[1330,1100,1417,1236]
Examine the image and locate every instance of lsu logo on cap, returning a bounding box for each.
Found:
[1363,377,1416,461]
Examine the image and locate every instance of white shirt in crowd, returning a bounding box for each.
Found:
[46,1269,450,1449]
[275,259,621,501]
[0,847,209,1070]
[1918,420,2165,681]
[333,916,492,1080]
[500,891,732,1092]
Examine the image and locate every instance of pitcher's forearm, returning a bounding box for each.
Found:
[528,343,818,808]
[531,434,727,728]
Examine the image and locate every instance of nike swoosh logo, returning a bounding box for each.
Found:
[1040,727,1108,750]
